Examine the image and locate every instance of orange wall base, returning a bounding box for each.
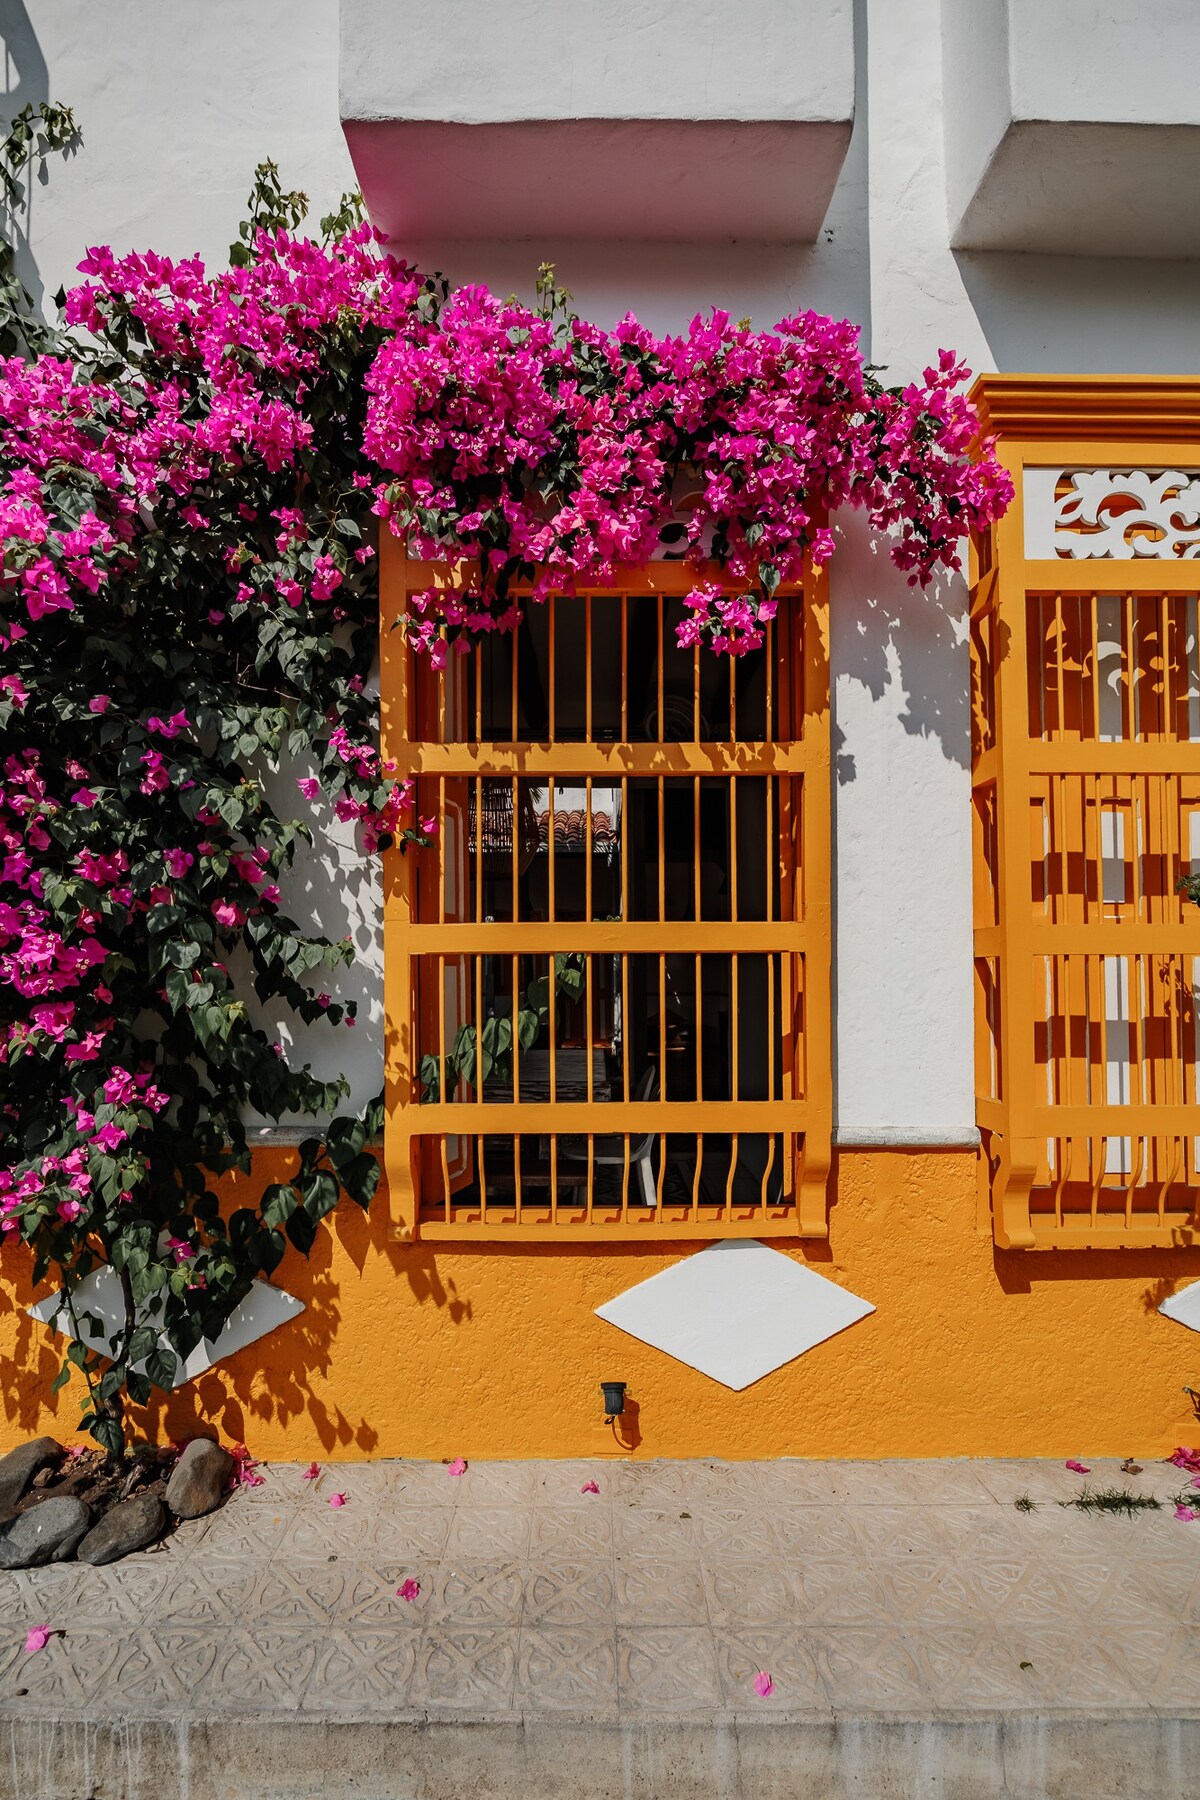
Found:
[4,1148,1200,1461]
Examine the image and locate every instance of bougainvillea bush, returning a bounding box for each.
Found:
[1,129,1012,1456]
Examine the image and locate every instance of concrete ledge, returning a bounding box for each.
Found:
[833,1126,981,1150]
[5,1712,1199,1800]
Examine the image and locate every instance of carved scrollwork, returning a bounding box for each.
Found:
[1052,468,1200,559]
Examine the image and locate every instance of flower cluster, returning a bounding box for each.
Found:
[0,172,417,1453]
[1,159,1010,1454]
[365,284,1012,659]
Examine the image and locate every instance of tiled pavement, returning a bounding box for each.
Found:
[3,1456,1200,1796]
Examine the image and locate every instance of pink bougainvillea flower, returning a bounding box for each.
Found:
[66,1444,86,1459]
[753,1670,775,1698]
[1065,1460,1090,1474]
[1167,1447,1200,1472]
[296,776,321,800]
[1175,1504,1197,1522]
[397,1578,420,1602]
[447,1457,467,1478]
[211,899,246,929]
[328,1492,348,1508]
[87,694,110,714]
[302,1461,321,1481]
[23,1625,51,1655]
[580,1480,601,1495]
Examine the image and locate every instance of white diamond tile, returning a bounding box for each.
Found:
[1159,1281,1200,1334]
[594,1240,874,1390]
[29,1265,303,1388]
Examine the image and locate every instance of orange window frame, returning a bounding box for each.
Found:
[379,535,833,1241]
[971,376,1200,1249]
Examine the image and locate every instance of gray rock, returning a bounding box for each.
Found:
[0,1496,91,1569]
[76,1492,165,1565]
[164,1438,232,1519]
[0,1437,64,1514]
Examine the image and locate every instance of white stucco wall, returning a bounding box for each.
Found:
[6,0,1199,1135]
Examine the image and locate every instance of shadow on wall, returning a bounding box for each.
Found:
[830,511,972,780]
[0,1,69,318]
[956,251,1200,376]
[392,0,872,342]
[0,1158,473,1457]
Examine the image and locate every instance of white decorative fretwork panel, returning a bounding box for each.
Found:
[1024,467,1200,561]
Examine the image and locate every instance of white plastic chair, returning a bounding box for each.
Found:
[562,1065,659,1206]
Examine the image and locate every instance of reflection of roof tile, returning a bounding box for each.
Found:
[537,809,619,855]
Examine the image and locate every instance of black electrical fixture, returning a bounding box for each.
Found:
[600,1380,626,1421]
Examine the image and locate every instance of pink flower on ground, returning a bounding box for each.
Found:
[1167,1447,1200,1472]
[580,1480,600,1495]
[328,1492,348,1508]
[1175,1504,1197,1522]
[1065,1460,1090,1474]
[753,1670,775,1698]
[397,1578,420,1602]
[302,1461,321,1481]
[23,1625,51,1655]
[447,1457,467,1478]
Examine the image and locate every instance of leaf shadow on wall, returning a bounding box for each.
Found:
[137,1183,472,1456]
[829,518,972,782]
[0,1249,63,1436]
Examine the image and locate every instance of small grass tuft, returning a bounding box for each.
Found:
[1014,1494,1036,1512]
[1059,1486,1160,1516]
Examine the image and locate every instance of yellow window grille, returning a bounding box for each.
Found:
[971,377,1200,1249]
[380,538,833,1240]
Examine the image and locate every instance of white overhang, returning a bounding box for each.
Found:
[339,0,855,245]
[944,0,1200,259]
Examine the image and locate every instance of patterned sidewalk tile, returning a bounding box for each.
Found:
[523,1557,615,1626]
[303,1627,419,1713]
[3,1457,1200,1727]
[516,1625,619,1713]
[616,1626,723,1713]
[613,1553,710,1625]
[410,1626,519,1712]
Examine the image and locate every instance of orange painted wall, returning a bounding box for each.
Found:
[4,1147,1200,1460]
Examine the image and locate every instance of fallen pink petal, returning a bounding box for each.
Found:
[447,1457,467,1478]
[1065,1460,1090,1474]
[397,1578,420,1602]
[753,1670,775,1698]
[23,1626,51,1655]
[580,1479,601,1495]
[1176,1504,1197,1522]
[328,1492,348,1508]
[302,1462,321,1481]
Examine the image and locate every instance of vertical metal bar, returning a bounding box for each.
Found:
[511,952,520,1105]
[730,772,739,924]
[513,603,521,740]
[621,595,628,741]
[438,776,446,925]
[474,776,483,925]
[585,592,593,743]
[549,950,557,1106]
[512,774,519,925]
[765,615,774,743]
[656,592,665,745]
[437,950,447,1117]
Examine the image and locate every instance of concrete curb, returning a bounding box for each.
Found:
[4,1711,1200,1800]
